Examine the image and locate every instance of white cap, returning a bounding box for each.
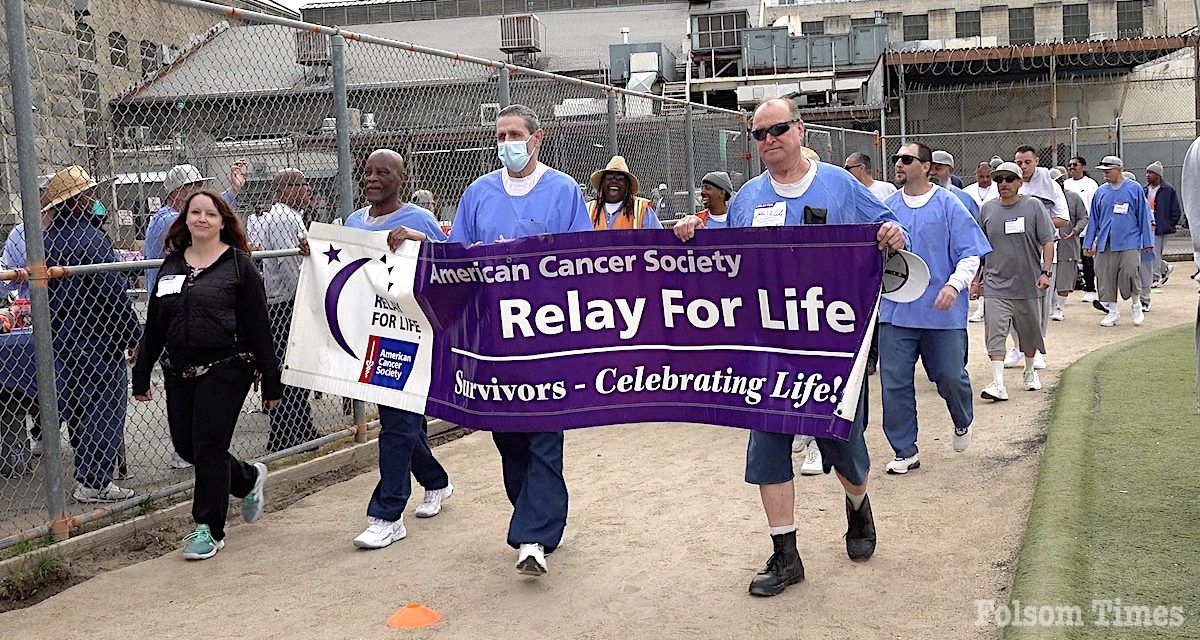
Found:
[881,250,932,303]
[931,150,954,167]
[163,164,213,196]
[991,161,1022,179]
[1095,155,1124,170]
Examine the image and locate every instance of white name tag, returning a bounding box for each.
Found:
[1004,217,1026,234]
[156,274,185,297]
[1114,202,1129,214]
[751,202,786,227]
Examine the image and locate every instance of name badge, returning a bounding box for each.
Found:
[752,202,786,227]
[1004,217,1025,234]
[1113,202,1129,214]
[156,274,185,297]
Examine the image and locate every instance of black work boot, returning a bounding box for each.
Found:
[748,530,805,597]
[844,495,877,561]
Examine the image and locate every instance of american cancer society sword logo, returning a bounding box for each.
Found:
[320,242,420,391]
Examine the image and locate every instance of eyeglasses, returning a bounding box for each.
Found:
[843,163,863,171]
[891,154,922,165]
[994,175,1020,184]
[749,119,800,141]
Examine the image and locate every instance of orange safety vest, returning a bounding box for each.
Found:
[592,197,652,230]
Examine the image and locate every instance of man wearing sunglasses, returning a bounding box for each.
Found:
[1083,155,1154,328]
[1063,157,1100,302]
[674,98,906,598]
[843,152,896,202]
[878,143,991,476]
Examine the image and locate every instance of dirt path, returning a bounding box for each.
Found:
[3,279,1195,640]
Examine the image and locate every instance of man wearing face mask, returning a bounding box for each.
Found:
[446,104,590,576]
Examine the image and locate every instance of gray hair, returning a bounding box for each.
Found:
[753,98,802,122]
[497,104,541,134]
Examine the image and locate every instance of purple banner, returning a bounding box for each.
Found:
[414,225,883,440]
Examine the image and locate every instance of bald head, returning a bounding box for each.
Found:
[367,149,405,172]
[754,98,801,122]
[273,168,310,209]
[363,148,409,210]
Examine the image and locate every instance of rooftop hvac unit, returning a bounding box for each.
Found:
[296,31,330,65]
[500,14,542,53]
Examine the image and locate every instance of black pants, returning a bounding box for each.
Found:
[166,359,258,541]
[1081,254,1096,292]
[267,301,316,451]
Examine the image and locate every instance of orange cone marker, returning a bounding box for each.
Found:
[387,602,442,629]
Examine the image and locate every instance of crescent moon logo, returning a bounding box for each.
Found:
[325,257,372,359]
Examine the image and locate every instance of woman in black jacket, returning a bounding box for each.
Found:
[132,190,283,560]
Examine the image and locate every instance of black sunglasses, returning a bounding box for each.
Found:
[749,119,800,141]
[843,163,863,171]
[891,154,923,165]
[994,175,1020,184]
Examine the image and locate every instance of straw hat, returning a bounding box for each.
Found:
[41,166,102,212]
[802,146,821,162]
[589,156,640,196]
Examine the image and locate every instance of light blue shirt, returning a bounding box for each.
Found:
[1084,179,1154,253]
[344,204,448,241]
[449,169,591,244]
[948,184,982,225]
[880,188,992,330]
[729,162,903,229]
[704,212,730,230]
[2,225,29,299]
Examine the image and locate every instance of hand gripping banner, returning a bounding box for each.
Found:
[283,223,886,440]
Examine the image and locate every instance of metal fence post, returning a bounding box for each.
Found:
[684,103,697,217]
[4,0,70,540]
[1115,116,1124,158]
[498,67,510,109]
[1070,117,1078,160]
[607,90,618,157]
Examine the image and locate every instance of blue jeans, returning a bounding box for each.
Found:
[493,432,568,552]
[57,348,126,489]
[879,324,973,459]
[366,406,449,521]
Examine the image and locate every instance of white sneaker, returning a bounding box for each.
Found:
[980,381,1009,401]
[1033,352,1046,370]
[73,482,135,503]
[516,543,547,576]
[1024,370,1042,391]
[1003,347,1022,368]
[1100,309,1121,327]
[791,435,812,454]
[168,452,192,469]
[1131,302,1144,326]
[414,483,454,518]
[1082,291,1097,303]
[885,456,921,474]
[1050,308,1064,321]
[353,516,407,549]
[799,443,823,476]
[952,424,971,453]
[969,305,985,322]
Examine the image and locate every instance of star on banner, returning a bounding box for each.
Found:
[323,245,342,263]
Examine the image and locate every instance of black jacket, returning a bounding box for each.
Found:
[132,247,282,400]
[1145,181,1183,236]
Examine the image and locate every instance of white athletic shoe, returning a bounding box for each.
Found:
[414,483,454,518]
[980,382,1009,401]
[73,482,135,503]
[792,435,812,454]
[885,456,921,474]
[1033,352,1046,370]
[1100,309,1121,327]
[168,452,192,469]
[516,543,547,576]
[1003,347,1022,368]
[953,424,972,453]
[1024,370,1042,391]
[1081,291,1097,303]
[1131,302,1145,326]
[969,305,985,323]
[1050,308,1064,321]
[353,517,407,549]
[799,443,823,476]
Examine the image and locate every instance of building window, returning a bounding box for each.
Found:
[1116,0,1143,38]
[903,14,929,41]
[140,40,159,75]
[693,12,748,50]
[1062,4,1089,42]
[955,11,981,38]
[851,17,876,27]
[76,22,95,61]
[1009,8,1035,45]
[801,21,824,36]
[108,32,128,68]
[80,70,100,121]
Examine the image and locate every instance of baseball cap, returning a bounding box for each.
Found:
[989,156,1004,169]
[991,161,1022,179]
[881,250,932,303]
[1095,156,1123,170]
[931,150,954,167]
[163,164,213,196]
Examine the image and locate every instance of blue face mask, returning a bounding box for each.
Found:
[91,200,107,218]
[497,137,533,172]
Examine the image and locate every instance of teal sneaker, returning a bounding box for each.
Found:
[242,462,268,523]
[182,525,224,560]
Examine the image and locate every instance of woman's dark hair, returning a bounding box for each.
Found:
[164,189,250,254]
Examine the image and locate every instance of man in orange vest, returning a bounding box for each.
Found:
[588,156,661,230]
